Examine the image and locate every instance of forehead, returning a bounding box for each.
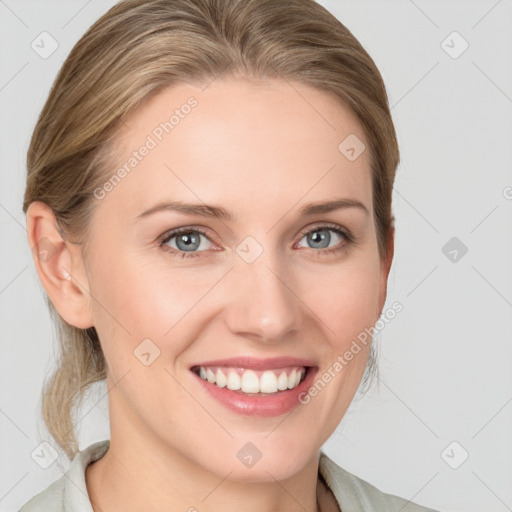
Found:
[98,77,372,223]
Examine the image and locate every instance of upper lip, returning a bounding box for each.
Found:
[190,356,316,371]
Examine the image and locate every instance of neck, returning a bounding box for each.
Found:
[85,401,327,512]
[86,439,323,512]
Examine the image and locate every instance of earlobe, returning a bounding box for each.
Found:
[26,201,95,329]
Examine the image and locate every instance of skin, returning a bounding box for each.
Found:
[26,76,394,512]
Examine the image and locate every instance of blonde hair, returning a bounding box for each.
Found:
[23,0,399,460]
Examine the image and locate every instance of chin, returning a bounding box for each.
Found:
[190,435,319,483]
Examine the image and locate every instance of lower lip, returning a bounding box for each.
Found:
[192,367,318,417]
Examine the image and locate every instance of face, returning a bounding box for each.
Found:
[79,77,391,481]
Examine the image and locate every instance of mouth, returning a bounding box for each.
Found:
[189,357,317,416]
[190,364,310,395]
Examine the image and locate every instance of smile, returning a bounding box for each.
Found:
[192,365,307,394]
[189,357,317,417]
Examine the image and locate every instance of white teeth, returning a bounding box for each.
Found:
[287,369,297,389]
[216,368,227,388]
[206,368,216,383]
[260,371,278,393]
[241,370,260,393]
[196,366,306,394]
[277,371,288,390]
[226,371,241,390]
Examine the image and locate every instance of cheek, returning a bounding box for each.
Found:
[88,249,225,362]
[300,253,382,345]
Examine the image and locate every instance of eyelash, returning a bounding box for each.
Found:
[158,223,355,260]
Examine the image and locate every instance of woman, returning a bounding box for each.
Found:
[20,0,438,510]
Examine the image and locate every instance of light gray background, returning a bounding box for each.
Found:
[1,1,511,511]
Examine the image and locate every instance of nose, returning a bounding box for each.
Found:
[224,251,301,343]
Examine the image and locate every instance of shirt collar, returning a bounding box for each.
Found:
[63,439,110,512]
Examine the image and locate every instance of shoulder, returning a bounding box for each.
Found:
[318,452,440,512]
[17,474,68,512]
[18,440,110,512]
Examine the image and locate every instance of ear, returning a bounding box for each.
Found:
[377,223,395,314]
[26,201,94,329]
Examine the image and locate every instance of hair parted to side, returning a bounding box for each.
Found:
[23,0,399,460]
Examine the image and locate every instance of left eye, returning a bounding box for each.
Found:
[296,226,348,250]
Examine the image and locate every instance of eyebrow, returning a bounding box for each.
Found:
[136,198,369,221]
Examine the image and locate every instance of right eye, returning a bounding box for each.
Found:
[159,227,215,259]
